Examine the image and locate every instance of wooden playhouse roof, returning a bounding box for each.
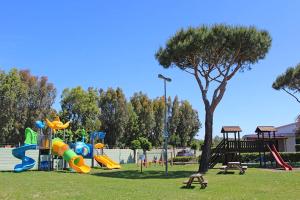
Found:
[255,126,277,133]
[221,126,242,133]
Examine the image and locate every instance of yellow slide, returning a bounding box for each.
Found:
[94,155,121,169]
[94,143,121,169]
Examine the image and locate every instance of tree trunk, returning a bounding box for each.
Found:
[143,149,147,162]
[173,146,176,158]
[198,109,213,173]
[133,149,136,163]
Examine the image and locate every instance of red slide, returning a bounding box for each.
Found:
[267,144,292,171]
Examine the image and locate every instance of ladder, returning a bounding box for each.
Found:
[209,139,225,169]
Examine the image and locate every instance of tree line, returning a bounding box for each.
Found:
[0,68,201,148]
[60,87,201,148]
[0,69,56,144]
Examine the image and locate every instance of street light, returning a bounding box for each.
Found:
[158,73,172,176]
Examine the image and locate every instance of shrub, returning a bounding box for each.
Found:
[198,152,300,164]
[130,140,141,150]
[138,137,152,152]
[190,141,199,151]
[238,152,300,163]
[280,152,300,162]
[296,145,300,152]
[173,156,193,162]
[238,153,261,163]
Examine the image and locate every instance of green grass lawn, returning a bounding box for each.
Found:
[0,164,299,200]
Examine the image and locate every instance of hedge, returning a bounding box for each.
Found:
[173,156,194,162]
[240,152,300,163]
[198,152,300,163]
[295,144,300,152]
[279,152,300,162]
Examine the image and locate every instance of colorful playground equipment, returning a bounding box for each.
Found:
[4,116,122,173]
[35,120,45,129]
[12,128,38,172]
[209,126,293,171]
[45,116,70,133]
[9,117,94,173]
[94,147,121,169]
[73,129,91,157]
[91,131,121,169]
[52,138,91,173]
[45,117,91,173]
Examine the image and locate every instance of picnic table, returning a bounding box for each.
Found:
[220,162,248,174]
[183,173,208,189]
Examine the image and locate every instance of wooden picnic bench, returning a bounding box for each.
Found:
[220,162,248,174]
[183,173,208,189]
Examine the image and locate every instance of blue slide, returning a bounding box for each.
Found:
[12,144,37,172]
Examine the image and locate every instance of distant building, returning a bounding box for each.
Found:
[243,123,297,152]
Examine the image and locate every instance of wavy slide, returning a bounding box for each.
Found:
[94,155,121,169]
[52,138,91,173]
[267,144,292,171]
[94,143,121,169]
[12,144,37,172]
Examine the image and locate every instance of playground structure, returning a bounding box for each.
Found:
[209,126,293,170]
[92,132,121,169]
[12,128,38,172]
[45,117,70,133]
[4,116,121,173]
[52,138,90,173]
[72,129,91,158]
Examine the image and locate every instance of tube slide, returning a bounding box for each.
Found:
[52,138,91,173]
[267,144,292,171]
[94,143,121,169]
[12,144,37,172]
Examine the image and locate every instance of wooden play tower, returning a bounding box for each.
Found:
[209,126,279,169]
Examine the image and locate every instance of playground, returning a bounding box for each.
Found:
[2,2,300,199]
[0,164,299,200]
[0,118,299,200]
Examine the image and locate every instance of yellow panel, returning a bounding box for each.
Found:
[94,143,104,149]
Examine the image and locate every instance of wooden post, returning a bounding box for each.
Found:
[238,131,241,162]
[262,131,266,168]
[268,131,273,167]
[234,132,237,151]
[226,132,229,164]
[258,132,262,167]
[273,131,276,148]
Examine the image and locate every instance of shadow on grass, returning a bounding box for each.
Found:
[216,171,235,175]
[180,186,196,189]
[91,170,194,179]
[53,170,76,174]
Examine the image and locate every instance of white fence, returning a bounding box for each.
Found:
[0,148,201,171]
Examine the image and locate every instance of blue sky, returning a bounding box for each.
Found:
[1,1,300,139]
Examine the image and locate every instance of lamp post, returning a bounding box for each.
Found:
[158,74,171,176]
